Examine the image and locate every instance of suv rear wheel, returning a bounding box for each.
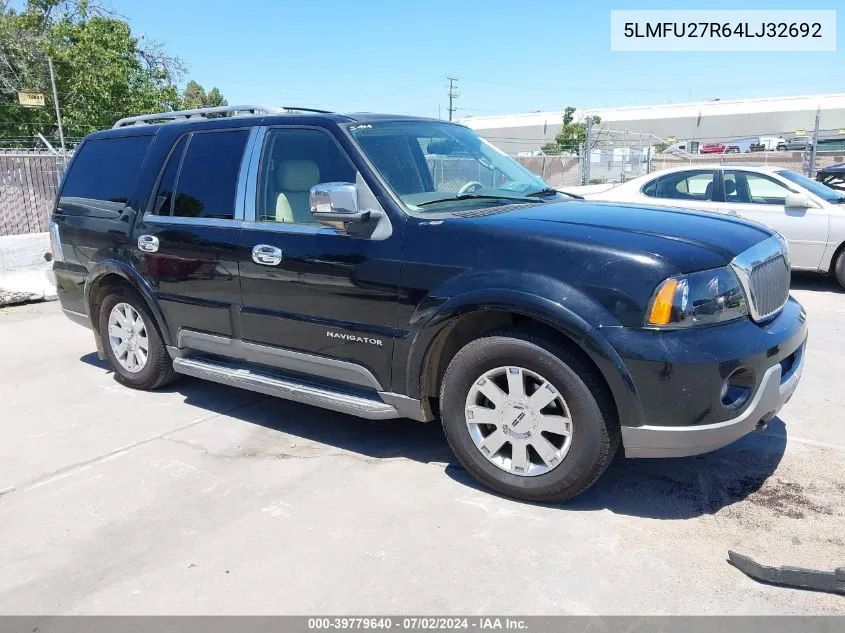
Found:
[439,328,619,502]
[98,287,178,390]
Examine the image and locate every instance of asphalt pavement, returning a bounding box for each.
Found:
[1,275,843,614]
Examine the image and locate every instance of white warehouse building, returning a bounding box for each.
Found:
[459,93,845,154]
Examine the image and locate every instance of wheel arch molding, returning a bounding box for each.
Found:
[84,260,173,350]
[403,282,640,426]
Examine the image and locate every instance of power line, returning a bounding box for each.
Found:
[447,77,459,122]
[0,103,142,118]
[0,121,102,129]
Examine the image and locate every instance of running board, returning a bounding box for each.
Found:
[172,357,401,420]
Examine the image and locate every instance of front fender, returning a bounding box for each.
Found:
[84,259,173,347]
[402,272,605,384]
[402,274,643,429]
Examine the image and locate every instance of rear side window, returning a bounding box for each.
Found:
[642,170,716,201]
[59,136,152,215]
[171,130,249,219]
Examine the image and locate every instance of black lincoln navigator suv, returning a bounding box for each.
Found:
[50,105,807,502]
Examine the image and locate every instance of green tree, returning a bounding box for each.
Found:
[181,80,227,110]
[0,0,185,147]
[541,106,601,155]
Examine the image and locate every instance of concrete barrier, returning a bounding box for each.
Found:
[0,232,57,307]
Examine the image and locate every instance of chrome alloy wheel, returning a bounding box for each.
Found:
[465,366,573,477]
[107,302,149,374]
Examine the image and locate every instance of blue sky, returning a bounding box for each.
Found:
[107,0,843,117]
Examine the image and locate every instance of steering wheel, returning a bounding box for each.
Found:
[457,181,484,195]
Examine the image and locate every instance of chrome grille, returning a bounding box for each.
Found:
[730,236,791,323]
[748,254,790,319]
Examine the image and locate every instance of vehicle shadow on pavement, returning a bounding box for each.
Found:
[79,354,788,520]
[790,272,842,293]
[79,352,457,464]
[446,420,788,520]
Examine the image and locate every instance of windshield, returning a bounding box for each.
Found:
[777,169,845,203]
[347,120,553,211]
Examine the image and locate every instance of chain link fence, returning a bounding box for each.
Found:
[511,155,581,188]
[650,150,845,174]
[513,146,845,189]
[425,155,583,192]
[0,150,67,236]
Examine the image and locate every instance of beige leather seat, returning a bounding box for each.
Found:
[274,160,320,223]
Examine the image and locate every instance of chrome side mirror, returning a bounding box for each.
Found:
[310,183,371,224]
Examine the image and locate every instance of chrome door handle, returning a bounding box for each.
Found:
[137,234,159,253]
[252,244,282,265]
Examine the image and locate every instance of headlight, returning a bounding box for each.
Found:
[646,266,748,328]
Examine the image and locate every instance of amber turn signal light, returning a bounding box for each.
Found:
[648,279,678,325]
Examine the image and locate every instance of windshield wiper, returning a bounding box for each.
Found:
[526,187,583,199]
[415,193,536,208]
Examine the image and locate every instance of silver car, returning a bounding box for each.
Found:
[569,166,845,288]
[777,137,813,151]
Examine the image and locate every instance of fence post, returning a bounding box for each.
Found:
[647,136,653,174]
[582,117,593,185]
[808,105,821,177]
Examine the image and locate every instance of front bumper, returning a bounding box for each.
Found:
[600,296,807,458]
[622,338,804,457]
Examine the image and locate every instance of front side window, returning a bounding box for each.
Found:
[256,128,357,224]
[171,130,249,219]
[347,121,550,212]
[724,170,793,205]
[642,171,716,201]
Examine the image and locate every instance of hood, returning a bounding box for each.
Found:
[463,200,774,273]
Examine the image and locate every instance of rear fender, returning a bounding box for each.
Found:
[84,259,172,348]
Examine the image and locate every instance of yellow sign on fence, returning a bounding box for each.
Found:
[17,91,45,107]
[794,129,807,137]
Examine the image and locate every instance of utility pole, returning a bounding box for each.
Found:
[47,58,66,164]
[447,77,459,121]
[808,105,821,177]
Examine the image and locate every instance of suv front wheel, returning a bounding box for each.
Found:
[98,287,178,390]
[439,328,619,502]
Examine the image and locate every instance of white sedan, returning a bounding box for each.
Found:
[566,166,845,288]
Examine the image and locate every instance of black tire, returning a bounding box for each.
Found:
[834,250,845,291]
[98,286,179,390]
[439,327,619,503]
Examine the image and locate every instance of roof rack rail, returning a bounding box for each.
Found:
[280,106,334,114]
[113,104,334,129]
